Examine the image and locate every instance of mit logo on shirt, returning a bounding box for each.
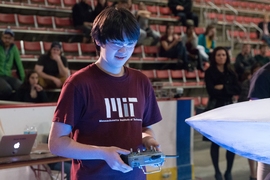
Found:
[104,98,138,118]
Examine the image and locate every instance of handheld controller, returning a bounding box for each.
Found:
[120,147,178,174]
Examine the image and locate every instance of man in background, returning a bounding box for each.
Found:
[0,29,25,100]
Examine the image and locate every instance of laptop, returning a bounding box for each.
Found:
[0,134,37,157]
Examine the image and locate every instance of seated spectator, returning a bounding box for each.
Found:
[257,13,270,47]
[72,0,95,43]
[14,71,48,103]
[234,44,256,82]
[136,2,160,46]
[34,42,69,89]
[0,29,25,100]
[93,0,108,19]
[168,0,199,27]
[116,0,147,45]
[254,44,270,65]
[198,24,216,57]
[159,25,192,71]
[182,24,204,71]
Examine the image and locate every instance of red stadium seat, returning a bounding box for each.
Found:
[17,14,36,27]
[36,16,54,29]
[62,42,79,59]
[159,25,166,34]
[170,70,184,86]
[63,0,77,7]
[130,45,143,61]
[146,5,158,15]
[0,13,17,28]
[42,41,53,52]
[54,17,72,28]
[143,46,169,61]
[141,70,156,81]
[77,43,97,60]
[23,41,43,56]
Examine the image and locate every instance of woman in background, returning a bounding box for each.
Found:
[159,24,192,71]
[204,46,241,180]
[14,71,48,103]
[198,24,216,57]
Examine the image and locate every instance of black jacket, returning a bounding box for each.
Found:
[72,1,94,27]
[205,66,241,103]
[168,0,192,16]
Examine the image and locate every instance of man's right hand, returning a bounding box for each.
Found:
[176,5,184,11]
[100,146,133,173]
[52,77,62,88]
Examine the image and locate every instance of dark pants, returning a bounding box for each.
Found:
[176,12,199,27]
[0,76,22,100]
[160,41,189,69]
[186,43,204,71]
[48,161,71,180]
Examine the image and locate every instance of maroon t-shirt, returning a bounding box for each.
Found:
[53,64,162,180]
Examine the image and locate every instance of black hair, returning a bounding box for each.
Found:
[91,7,140,51]
[210,46,232,71]
[165,24,174,36]
[20,70,39,90]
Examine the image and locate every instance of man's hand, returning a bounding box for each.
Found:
[51,54,61,62]
[34,84,43,92]
[214,84,224,90]
[142,136,160,151]
[100,146,133,173]
[52,77,62,88]
[176,5,184,11]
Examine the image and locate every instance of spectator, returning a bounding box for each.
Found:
[48,7,162,180]
[14,71,48,103]
[72,0,95,43]
[254,44,270,65]
[237,62,261,180]
[159,24,192,71]
[257,13,270,47]
[234,44,256,82]
[34,41,69,89]
[93,0,108,19]
[168,0,199,27]
[198,24,216,57]
[204,46,241,180]
[136,2,160,46]
[182,24,204,71]
[116,0,147,45]
[0,29,25,100]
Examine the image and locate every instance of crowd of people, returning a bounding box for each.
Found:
[1,0,270,180]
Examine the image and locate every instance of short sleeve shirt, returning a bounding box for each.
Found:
[53,64,162,180]
[248,62,270,99]
[37,54,68,76]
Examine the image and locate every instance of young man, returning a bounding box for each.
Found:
[0,29,25,100]
[35,41,69,89]
[48,7,162,180]
[248,62,270,180]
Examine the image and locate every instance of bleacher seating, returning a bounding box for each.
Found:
[7,0,268,102]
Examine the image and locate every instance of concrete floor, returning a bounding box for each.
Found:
[193,130,253,180]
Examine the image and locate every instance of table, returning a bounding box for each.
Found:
[0,144,70,180]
